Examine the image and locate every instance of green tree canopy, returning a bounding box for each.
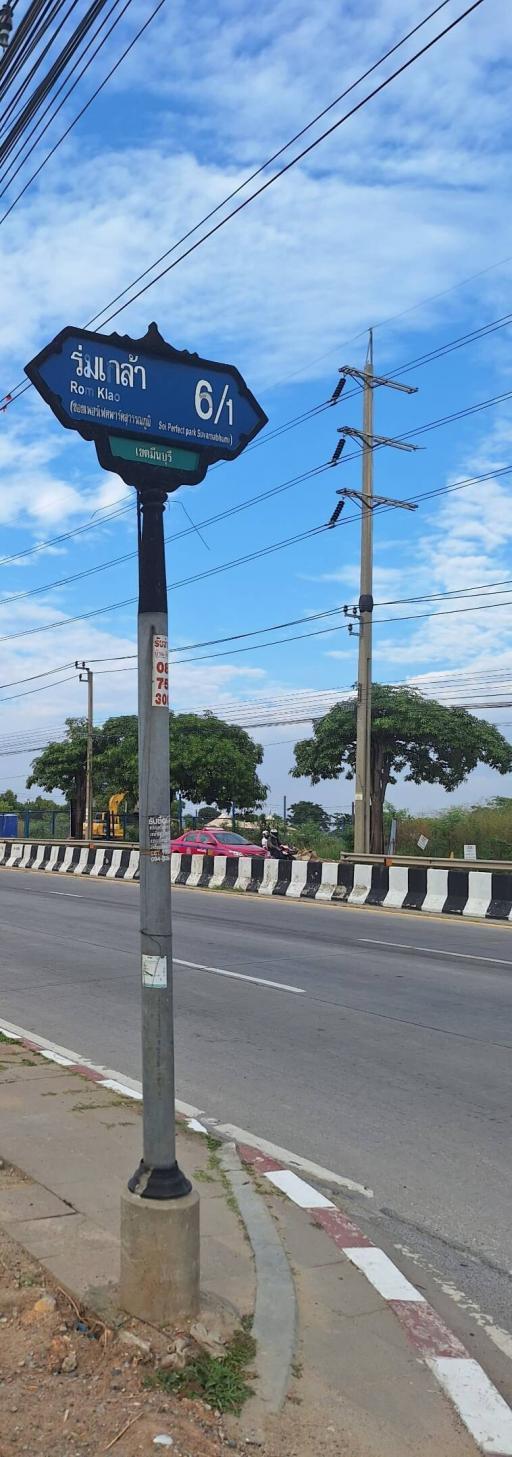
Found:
[27,718,94,838]
[169,713,266,810]
[0,788,22,812]
[288,800,330,830]
[27,713,267,838]
[292,685,512,853]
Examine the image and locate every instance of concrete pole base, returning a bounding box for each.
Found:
[120,1186,200,1325]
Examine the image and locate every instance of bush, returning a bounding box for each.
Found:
[394,798,512,860]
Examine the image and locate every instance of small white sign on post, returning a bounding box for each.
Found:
[152,633,169,707]
[142,954,167,988]
[464,843,477,860]
[417,834,429,851]
[148,813,171,862]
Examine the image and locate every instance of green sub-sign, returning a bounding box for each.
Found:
[108,436,201,472]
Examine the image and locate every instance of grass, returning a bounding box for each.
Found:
[0,1032,17,1044]
[207,1147,240,1217]
[146,1328,257,1414]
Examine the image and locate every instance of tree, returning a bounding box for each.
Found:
[288,800,330,830]
[0,788,21,812]
[292,685,512,854]
[94,716,138,803]
[27,712,267,839]
[168,713,267,811]
[27,719,93,838]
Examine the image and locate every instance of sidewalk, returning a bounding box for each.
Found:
[0,1031,493,1457]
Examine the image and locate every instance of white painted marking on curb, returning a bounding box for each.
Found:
[213,1123,373,1198]
[360,938,512,967]
[188,1118,208,1133]
[345,1247,426,1302]
[100,1078,143,1101]
[427,1356,512,1453]
[0,1027,20,1040]
[264,1168,334,1209]
[40,1050,74,1067]
[174,958,304,995]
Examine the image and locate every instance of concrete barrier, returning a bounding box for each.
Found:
[1,841,512,921]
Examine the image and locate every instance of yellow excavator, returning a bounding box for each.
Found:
[90,792,127,840]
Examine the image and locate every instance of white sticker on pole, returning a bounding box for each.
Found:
[148,813,171,862]
[142,954,167,988]
[152,634,169,707]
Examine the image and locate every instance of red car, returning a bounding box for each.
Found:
[171,829,268,859]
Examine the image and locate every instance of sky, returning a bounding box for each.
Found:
[1,0,512,818]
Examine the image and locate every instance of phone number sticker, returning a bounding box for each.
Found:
[152,633,169,707]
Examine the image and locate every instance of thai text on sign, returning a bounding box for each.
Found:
[152,634,168,706]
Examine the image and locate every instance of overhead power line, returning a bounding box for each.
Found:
[91,1,486,332]
[4,292,512,572]
[0,411,510,642]
[0,0,484,407]
[0,0,167,224]
[85,0,458,331]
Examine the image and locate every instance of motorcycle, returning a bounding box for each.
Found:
[266,832,296,860]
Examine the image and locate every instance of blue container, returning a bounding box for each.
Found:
[0,813,18,837]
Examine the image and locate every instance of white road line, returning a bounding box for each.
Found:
[263,1168,334,1209]
[428,1356,512,1454]
[345,1247,425,1302]
[174,958,304,994]
[46,890,87,899]
[360,938,512,967]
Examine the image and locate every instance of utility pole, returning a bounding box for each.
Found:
[356,333,374,859]
[334,334,418,855]
[76,662,93,840]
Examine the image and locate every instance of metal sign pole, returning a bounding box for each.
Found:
[120,484,199,1327]
[129,485,191,1201]
[25,320,266,1327]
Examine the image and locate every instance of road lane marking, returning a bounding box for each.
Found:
[174,958,304,994]
[360,938,512,967]
[47,890,87,899]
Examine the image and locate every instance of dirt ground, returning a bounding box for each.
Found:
[0,1188,244,1457]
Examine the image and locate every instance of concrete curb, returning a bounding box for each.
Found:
[2,839,512,920]
[1,1015,511,1454]
[220,1144,296,1418]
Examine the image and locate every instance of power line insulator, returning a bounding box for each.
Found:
[328,500,345,528]
[330,375,347,403]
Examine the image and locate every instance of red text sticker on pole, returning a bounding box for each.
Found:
[152,634,168,707]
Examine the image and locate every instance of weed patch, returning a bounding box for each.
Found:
[147,1329,256,1414]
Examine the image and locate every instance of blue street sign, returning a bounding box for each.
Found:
[25,322,268,492]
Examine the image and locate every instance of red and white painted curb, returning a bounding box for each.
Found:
[1,1018,511,1456]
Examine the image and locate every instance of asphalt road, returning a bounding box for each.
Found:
[0,869,511,1393]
